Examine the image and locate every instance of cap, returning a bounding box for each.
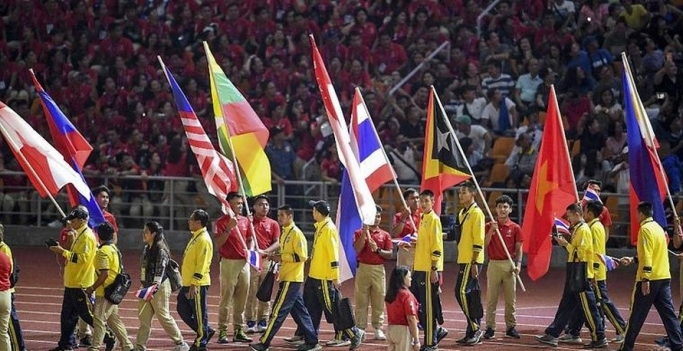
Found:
[455,115,472,125]
[309,200,330,216]
[64,206,89,221]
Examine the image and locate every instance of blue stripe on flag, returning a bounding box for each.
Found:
[338,171,363,277]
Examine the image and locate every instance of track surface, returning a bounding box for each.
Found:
[14,247,674,350]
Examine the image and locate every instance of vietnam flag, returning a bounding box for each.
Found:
[522,86,578,281]
[421,86,471,215]
[204,42,271,197]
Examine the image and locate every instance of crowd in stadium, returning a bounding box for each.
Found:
[1,0,683,227]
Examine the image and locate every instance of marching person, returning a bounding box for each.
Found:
[136,221,189,351]
[0,223,26,351]
[245,195,280,334]
[411,190,447,351]
[48,206,115,351]
[249,205,321,351]
[618,202,683,351]
[0,229,11,351]
[392,189,420,269]
[177,209,215,351]
[86,222,134,351]
[454,182,485,346]
[536,203,607,349]
[482,195,523,340]
[214,192,254,343]
[582,180,613,238]
[385,266,420,351]
[353,205,393,340]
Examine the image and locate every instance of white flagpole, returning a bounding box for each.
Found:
[431,86,526,292]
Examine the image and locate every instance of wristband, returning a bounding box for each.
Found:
[411,338,420,346]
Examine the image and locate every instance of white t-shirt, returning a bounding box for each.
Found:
[455,97,487,122]
[481,97,516,131]
[456,124,489,155]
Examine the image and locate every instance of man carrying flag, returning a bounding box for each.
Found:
[581,180,613,239]
[392,189,421,269]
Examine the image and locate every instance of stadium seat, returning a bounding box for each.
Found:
[491,137,515,164]
[570,140,581,158]
[605,196,619,222]
[484,164,509,187]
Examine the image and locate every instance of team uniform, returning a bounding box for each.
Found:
[246,215,280,331]
[353,226,393,332]
[393,211,420,269]
[385,288,419,351]
[0,242,25,351]
[0,250,11,350]
[455,203,485,343]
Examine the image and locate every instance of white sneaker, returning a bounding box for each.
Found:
[374,328,386,341]
[612,334,625,343]
[173,342,190,351]
[326,339,351,347]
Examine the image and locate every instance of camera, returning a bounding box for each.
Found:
[45,238,59,247]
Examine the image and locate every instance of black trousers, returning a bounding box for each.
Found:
[260,281,317,347]
[410,270,441,346]
[568,279,626,336]
[177,286,211,348]
[454,263,482,338]
[303,278,357,340]
[58,288,94,348]
[545,277,604,342]
[619,279,683,351]
[9,293,25,351]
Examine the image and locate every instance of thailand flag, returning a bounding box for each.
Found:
[336,89,396,282]
[582,187,602,204]
[554,217,571,235]
[135,285,158,301]
[248,249,262,272]
[596,253,619,271]
[392,233,418,245]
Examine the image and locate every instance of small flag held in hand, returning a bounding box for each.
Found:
[596,253,619,271]
[582,187,602,204]
[554,217,571,235]
[393,233,417,246]
[248,250,262,272]
[136,285,158,301]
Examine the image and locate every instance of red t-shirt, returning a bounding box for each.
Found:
[386,288,418,326]
[354,228,393,265]
[215,214,254,260]
[253,215,281,251]
[485,218,523,261]
[392,211,421,238]
[103,210,119,233]
[0,251,10,292]
[599,207,613,228]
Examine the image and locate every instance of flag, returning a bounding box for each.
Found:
[135,285,158,301]
[0,101,91,201]
[29,70,106,227]
[581,187,602,204]
[596,253,619,271]
[421,87,471,214]
[204,42,271,197]
[392,233,418,245]
[622,54,668,245]
[159,58,237,213]
[554,217,571,235]
[336,90,398,281]
[521,86,578,281]
[247,249,262,272]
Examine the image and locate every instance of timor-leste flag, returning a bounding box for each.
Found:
[420,87,471,215]
[522,85,578,281]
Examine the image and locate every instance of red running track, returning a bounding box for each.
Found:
[13,247,675,350]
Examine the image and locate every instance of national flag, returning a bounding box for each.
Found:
[204,42,271,197]
[0,101,91,201]
[29,70,106,228]
[135,285,158,301]
[247,249,262,272]
[554,217,570,235]
[392,233,418,245]
[596,253,619,271]
[337,90,397,280]
[421,86,471,214]
[622,54,668,245]
[522,86,578,281]
[159,58,237,213]
[581,187,602,204]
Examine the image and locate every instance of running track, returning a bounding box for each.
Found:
[14,247,674,350]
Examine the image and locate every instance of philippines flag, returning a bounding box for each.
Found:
[554,217,571,235]
[135,285,158,301]
[596,253,619,271]
[30,70,106,227]
[248,249,262,272]
[336,89,397,282]
[582,187,602,204]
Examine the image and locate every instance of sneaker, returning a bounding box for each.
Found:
[419,345,438,351]
[465,329,484,345]
[173,342,190,351]
[483,327,495,340]
[257,319,268,333]
[505,327,520,339]
[217,330,230,344]
[297,343,323,351]
[189,346,207,351]
[326,339,350,347]
[246,321,257,334]
[611,334,625,344]
[104,332,116,351]
[48,347,74,351]
[535,334,559,347]
[655,336,670,347]
[350,329,365,350]
[436,327,448,344]
[374,328,386,341]
[558,334,583,344]
[79,335,93,347]
[285,335,305,343]
[249,342,270,351]
[582,338,608,349]
[456,336,469,344]
[234,329,253,343]
[207,327,215,343]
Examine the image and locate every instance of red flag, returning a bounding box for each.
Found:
[521,86,578,281]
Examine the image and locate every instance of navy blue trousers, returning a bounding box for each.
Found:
[58,288,94,348]
[454,264,482,338]
[303,278,357,340]
[410,270,441,346]
[260,281,317,347]
[545,280,605,341]
[9,293,25,351]
[567,279,626,336]
[177,286,211,348]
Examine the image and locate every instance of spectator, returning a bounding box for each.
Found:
[620,0,651,30]
[320,141,342,184]
[603,120,627,170]
[514,59,543,114]
[372,31,408,77]
[266,127,298,185]
[593,88,623,125]
[602,19,631,57]
[481,88,518,136]
[455,85,487,123]
[584,36,614,80]
[481,60,515,97]
[455,115,493,157]
[505,133,538,188]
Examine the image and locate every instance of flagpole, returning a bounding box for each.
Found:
[621,53,678,219]
[431,86,526,292]
[0,119,66,218]
[355,88,419,234]
[550,85,580,201]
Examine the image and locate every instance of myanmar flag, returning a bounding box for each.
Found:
[204,42,271,197]
[421,87,471,215]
